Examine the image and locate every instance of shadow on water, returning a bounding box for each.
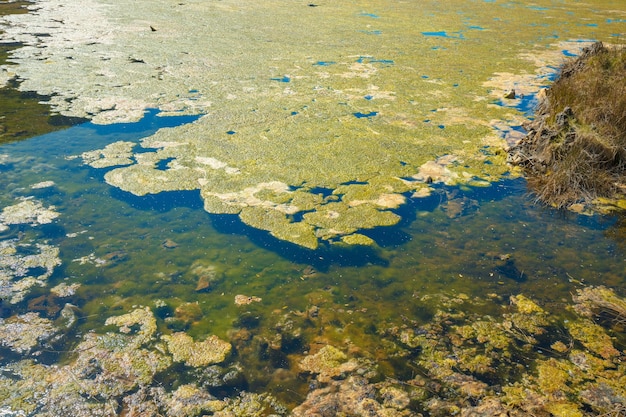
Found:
[210,213,390,271]
[107,186,391,269]
[106,177,538,269]
[110,188,204,212]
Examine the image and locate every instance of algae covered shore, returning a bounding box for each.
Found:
[1,0,626,416]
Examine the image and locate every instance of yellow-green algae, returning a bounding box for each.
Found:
[163,332,231,367]
[0,306,284,416]
[0,197,62,303]
[0,1,94,145]
[0,312,57,354]
[2,278,626,415]
[298,344,359,383]
[2,0,623,247]
[381,288,626,416]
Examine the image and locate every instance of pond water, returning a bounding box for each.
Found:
[2,108,625,414]
[1,0,625,416]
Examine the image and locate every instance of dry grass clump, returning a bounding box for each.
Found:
[509,42,626,209]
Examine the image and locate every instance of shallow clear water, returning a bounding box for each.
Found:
[1,111,624,395]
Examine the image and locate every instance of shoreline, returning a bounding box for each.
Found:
[509,41,626,213]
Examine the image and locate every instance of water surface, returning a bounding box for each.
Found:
[1,0,625,415]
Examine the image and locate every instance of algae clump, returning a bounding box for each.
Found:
[299,345,359,383]
[163,332,232,367]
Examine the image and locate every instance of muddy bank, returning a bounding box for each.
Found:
[508,42,626,212]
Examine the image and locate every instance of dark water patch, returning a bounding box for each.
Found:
[83,108,202,136]
[355,56,393,66]
[359,224,413,248]
[495,92,539,116]
[510,125,527,135]
[38,223,67,240]
[353,111,378,118]
[313,61,336,66]
[110,188,204,213]
[354,194,440,247]
[340,180,368,186]
[422,31,465,39]
[155,157,176,171]
[270,76,291,83]
[307,186,334,198]
[0,108,202,165]
[210,213,389,269]
[0,85,85,144]
[0,225,19,240]
[358,12,379,18]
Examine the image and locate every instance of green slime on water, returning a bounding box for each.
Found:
[2,0,623,248]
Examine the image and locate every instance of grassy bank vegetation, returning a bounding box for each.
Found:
[509,42,626,210]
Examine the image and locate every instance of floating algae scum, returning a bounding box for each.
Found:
[0,1,85,143]
[1,0,626,415]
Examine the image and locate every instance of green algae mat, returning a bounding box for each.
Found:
[1,0,623,248]
[1,0,626,416]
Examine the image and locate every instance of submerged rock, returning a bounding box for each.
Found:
[572,285,626,330]
[162,238,178,249]
[235,294,262,306]
[189,261,221,292]
[293,375,412,417]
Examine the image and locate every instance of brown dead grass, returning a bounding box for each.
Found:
[509,42,626,209]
